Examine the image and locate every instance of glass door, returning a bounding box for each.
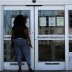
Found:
[35,6,65,70]
[3,6,34,70]
[65,5,72,70]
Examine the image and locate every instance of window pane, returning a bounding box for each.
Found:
[69,40,72,52]
[4,10,30,35]
[38,40,65,61]
[4,40,26,62]
[3,10,30,62]
[38,10,64,34]
[69,10,72,34]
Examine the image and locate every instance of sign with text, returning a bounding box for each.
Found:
[49,17,55,26]
[39,17,46,26]
[57,17,64,26]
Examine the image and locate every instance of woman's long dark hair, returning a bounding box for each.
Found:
[13,15,27,28]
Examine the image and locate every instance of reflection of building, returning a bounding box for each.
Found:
[39,40,65,61]
[0,0,72,71]
[4,41,11,61]
[3,11,30,62]
[4,40,26,62]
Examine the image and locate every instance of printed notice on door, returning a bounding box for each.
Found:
[57,17,64,26]
[26,18,29,28]
[12,18,15,27]
[39,17,46,26]
[49,17,55,26]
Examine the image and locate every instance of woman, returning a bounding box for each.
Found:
[11,15,33,72]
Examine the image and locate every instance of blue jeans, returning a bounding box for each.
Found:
[14,38,31,66]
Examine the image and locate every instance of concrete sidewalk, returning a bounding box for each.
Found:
[1,70,72,72]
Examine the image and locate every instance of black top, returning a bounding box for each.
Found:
[12,26,27,39]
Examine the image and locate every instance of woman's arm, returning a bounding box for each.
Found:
[24,29,32,48]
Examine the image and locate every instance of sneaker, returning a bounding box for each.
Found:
[28,68,34,72]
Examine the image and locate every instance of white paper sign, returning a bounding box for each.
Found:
[39,17,46,26]
[49,17,55,26]
[12,18,15,27]
[26,18,29,28]
[57,17,64,26]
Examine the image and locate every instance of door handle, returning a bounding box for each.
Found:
[45,63,60,65]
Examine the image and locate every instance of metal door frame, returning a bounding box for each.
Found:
[3,6,34,70]
[35,6,67,70]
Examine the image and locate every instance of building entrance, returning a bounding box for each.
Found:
[3,6,34,70]
[35,6,65,70]
[1,5,67,70]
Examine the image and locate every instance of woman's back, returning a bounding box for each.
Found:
[12,15,28,39]
[13,26,27,39]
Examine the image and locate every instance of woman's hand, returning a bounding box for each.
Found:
[29,43,32,48]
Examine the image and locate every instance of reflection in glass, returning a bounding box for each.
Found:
[4,10,30,35]
[38,40,65,61]
[69,40,72,52]
[38,10,64,34]
[69,10,72,34]
[4,10,30,62]
[4,40,26,62]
